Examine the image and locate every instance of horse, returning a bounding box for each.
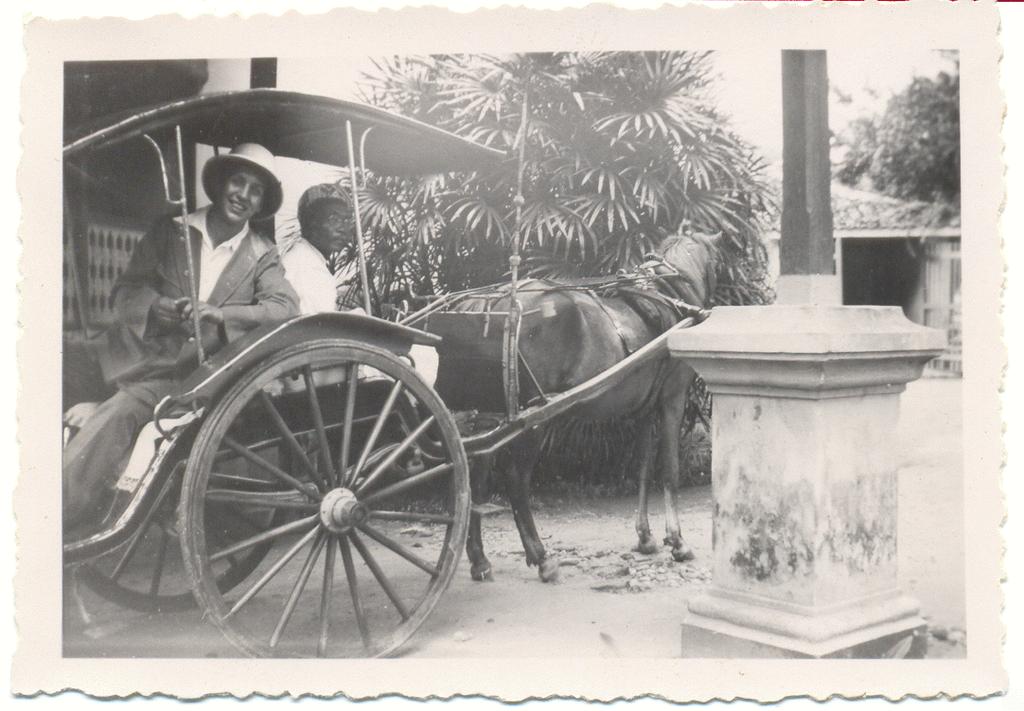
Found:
[429,231,724,583]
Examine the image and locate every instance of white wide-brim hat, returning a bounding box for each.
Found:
[201,143,284,220]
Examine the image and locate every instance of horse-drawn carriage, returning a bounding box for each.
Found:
[63,88,715,658]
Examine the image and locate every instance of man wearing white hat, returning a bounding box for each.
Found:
[63,143,299,531]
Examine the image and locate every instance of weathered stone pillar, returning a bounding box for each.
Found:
[670,305,944,658]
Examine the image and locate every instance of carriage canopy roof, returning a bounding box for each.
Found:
[64,89,505,175]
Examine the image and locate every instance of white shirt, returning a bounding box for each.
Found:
[277,235,439,385]
[279,236,338,314]
[180,207,250,302]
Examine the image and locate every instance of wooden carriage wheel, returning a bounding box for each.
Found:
[178,340,470,658]
[74,438,281,613]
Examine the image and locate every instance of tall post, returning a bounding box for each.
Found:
[778,50,839,305]
[249,58,277,89]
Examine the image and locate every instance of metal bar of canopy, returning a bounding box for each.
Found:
[503,75,532,420]
[346,120,374,315]
[174,126,206,363]
[142,127,204,364]
[63,192,94,338]
[359,127,373,176]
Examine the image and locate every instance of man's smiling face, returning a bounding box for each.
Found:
[216,168,267,227]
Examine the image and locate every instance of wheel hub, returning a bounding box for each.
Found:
[319,488,367,533]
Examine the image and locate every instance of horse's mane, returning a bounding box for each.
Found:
[656,232,722,306]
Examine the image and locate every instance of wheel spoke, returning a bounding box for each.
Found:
[340,443,399,484]
[350,530,410,621]
[354,416,435,496]
[205,489,319,511]
[211,514,318,563]
[226,525,319,619]
[214,416,374,466]
[209,472,278,489]
[258,391,327,491]
[346,380,403,487]
[339,536,372,653]
[269,531,326,649]
[317,534,337,657]
[338,367,359,486]
[148,525,170,597]
[360,462,454,507]
[222,435,317,499]
[367,510,455,526]
[302,365,339,486]
[357,523,440,577]
[110,471,177,581]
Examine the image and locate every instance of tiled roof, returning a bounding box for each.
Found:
[764,179,960,233]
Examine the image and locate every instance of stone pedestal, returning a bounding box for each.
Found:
[668,305,945,658]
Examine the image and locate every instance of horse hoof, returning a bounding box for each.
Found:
[471,563,494,582]
[538,559,561,583]
[635,540,659,555]
[671,548,695,563]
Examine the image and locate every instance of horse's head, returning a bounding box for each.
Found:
[653,231,725,307]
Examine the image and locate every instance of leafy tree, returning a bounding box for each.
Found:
[356,52,775,307]
[835,62,960,205]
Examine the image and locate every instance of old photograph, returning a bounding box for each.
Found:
[14,2,1006,701]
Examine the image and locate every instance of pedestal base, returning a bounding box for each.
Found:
[680,590,928,659]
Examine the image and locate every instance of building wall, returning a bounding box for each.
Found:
[764,231,962,375]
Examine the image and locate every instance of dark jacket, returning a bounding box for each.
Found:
[96,213,299,388]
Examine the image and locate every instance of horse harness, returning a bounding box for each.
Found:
[581,256,710,358]
[412,258,710,420]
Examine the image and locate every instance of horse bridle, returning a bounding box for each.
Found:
[635,254,712,321]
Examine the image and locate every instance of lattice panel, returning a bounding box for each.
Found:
[70,223,146,328]
[63,228,78,327]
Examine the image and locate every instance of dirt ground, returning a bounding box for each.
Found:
[62,378,965,659]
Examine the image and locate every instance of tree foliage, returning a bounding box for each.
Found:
[354,52,775,307]
[835,62,960,205]
[333,53,777,489]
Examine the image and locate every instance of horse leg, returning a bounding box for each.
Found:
[634,420,659,555]
[503,433,559,582]
[466,454,494,582]
[660,368,696,562]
